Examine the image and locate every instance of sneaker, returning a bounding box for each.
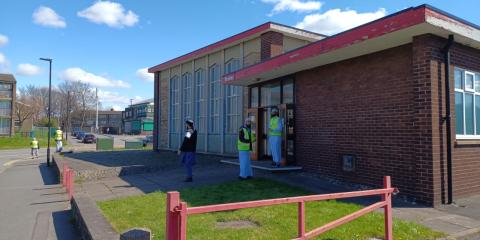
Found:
[184,177,193,182]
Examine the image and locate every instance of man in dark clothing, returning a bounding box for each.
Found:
[178,119,197,182]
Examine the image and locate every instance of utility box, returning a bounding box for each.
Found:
[125,141,143,149]
[96,137,114,151]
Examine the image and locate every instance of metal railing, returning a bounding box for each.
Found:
[166,176,396,240]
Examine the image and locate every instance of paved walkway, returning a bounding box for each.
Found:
[0,149,79,240]
[62,150,480,239]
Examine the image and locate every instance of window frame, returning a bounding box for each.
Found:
[455,68,480,139]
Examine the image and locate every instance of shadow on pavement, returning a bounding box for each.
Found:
[38,162,59,185]
[52,210,80,240]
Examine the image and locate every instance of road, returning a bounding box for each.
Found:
[0,148,79,240]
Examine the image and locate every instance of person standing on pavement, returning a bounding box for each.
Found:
[238,118,256,180]
[269,107,283,167]
[30,137,39,159]
[178,120,197,182]
[54,127,63,152]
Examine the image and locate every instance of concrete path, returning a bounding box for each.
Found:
[0,149,79,240]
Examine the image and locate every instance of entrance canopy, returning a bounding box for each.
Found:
[222,5,480,87]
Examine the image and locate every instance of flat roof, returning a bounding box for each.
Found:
[222,4,480,86]
[0,74,16,83]
[148,22,325,73]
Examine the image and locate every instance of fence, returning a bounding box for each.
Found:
[62,164,75,200]
[166,176,397,240]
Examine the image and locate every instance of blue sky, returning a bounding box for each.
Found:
[0,0,479,109]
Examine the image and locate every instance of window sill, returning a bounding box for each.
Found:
[455,139,480,146]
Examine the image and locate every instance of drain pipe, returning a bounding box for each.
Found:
[443,34,454,204]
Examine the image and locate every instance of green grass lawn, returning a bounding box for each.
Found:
[98,178,444,240]
[0,133,67,150]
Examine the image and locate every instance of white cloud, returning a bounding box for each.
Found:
[77,1,139,28]
[0,52,10,73]
[33,6,67,28]
[136,67,154,82]
[97,90,143,108]
[295,8,387,35]
[0,34,8,47]
[60,67,131,88]
[261,0,322,16]
[17,63,42,76]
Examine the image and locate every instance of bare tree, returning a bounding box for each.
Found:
[15,100,34,128]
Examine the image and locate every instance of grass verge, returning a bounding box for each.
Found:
[0,133,67,150]
[98,178,444,240]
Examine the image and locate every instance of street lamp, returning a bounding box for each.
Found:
[40,57,52,167]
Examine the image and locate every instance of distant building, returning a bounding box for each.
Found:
[122,98,154,135]
[0,74,16,136]
[71,109,122,134]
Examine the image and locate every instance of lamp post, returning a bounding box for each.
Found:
[40,57,52,167]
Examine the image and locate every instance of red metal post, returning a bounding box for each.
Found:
[68,170,74,200]
[62,165,67,186]
[166,192,181,240]
[383,176,393,240]
[297,201,305,239]
[179,202,187,240]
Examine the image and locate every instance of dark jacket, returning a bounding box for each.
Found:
[180,129,197,152]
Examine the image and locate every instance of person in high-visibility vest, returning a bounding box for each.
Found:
[269,107,283,167]
[30,137,39,159]
[238,118,256,180]
[54,127,63,152]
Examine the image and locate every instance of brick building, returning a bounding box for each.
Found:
[220,5,480,206]
[122,98,154,135]
[150,5,480,205]
[71,110,122,134]
[0,74,16,136]
[149,23,324,155]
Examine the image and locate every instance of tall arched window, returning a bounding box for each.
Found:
[224,58,242,153]
[194,68,206,151]
[182,72,193,121]
[208,64,221,152]
[169,75,180,149]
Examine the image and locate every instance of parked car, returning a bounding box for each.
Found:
[82,134,97,144]
[76,131,86,140]
[142,135,153,147]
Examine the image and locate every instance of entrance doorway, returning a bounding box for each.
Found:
[247,103,295,165]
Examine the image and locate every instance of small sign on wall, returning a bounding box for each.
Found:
[342,155,356,172]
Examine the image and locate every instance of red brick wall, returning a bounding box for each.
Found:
[295,43,420,201]
[295,34,480,206]
[261,31,283,61]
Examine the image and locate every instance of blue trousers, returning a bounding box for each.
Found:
[239,151,253,178]
[269,136,282,165]
[181,152,196,178]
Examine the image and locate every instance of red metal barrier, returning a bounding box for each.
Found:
[62,164,75,201]
[166,176,396,240]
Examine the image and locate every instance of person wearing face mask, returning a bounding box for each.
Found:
[269,107,283,167]
[178,120,197,182]
[238,118,256,180]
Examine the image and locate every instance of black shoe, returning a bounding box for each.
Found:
[271,162,276,166]
[246,176,253,180]
[238,176,247,180]
[184,177,193,182]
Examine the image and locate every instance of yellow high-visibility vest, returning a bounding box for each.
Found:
[269,116,282,136]
[30,140,38,149]
[55,130,63,141]
[237,127,256,151]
